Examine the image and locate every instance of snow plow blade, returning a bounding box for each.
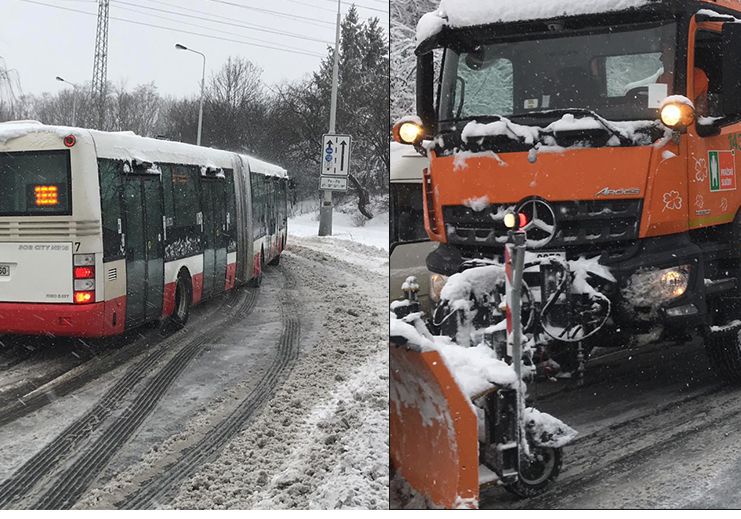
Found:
[390,340,479,509]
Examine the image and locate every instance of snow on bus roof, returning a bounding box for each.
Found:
[0,122,287,179]
[245,156,287,179]
[0,120,76,145]
[417,0,653,44]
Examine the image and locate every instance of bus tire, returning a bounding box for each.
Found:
[705,321,741,383]
[248,250,264,287]
[164,272,192,331]
[268,253,280,266]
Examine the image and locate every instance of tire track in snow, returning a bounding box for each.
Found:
[118,266,300,509]
[0,287,254,510]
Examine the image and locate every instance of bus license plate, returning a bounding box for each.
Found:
[0,264,9,277]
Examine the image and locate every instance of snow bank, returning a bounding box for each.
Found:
[417,0,652,43]
[289,210,389,252]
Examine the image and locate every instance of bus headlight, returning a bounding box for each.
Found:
[430,273,448,303]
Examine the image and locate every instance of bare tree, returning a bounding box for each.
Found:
[204,57,264,151]
[0,57,23,121]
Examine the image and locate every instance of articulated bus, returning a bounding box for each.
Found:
[0,121,287,338]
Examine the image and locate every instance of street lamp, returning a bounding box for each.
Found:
[55,76,79,127]
[175,43,206,146]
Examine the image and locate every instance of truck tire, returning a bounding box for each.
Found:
[504,446,562,498]
[705,321,741,383]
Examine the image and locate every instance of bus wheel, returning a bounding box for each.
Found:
[249,251,264,287]
[165,273,192,331]
[268,252,280,266]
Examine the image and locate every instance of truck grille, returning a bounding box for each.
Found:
[444,199,642,251]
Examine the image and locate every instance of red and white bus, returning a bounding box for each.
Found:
[0,121,288,337]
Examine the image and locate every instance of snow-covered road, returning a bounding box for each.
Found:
[481,338,741,509]
[0,223,389,510]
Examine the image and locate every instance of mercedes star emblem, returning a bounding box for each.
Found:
[516,199,557,247]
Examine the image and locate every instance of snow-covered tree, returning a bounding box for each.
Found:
[391,0,437,123]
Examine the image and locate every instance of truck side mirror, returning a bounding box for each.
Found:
[722,23,741,116]
[417,53,435,127]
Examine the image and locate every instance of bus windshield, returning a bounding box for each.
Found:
[439,22,678,125]
[0,150,71,216]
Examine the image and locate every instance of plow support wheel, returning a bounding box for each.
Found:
[390,341,479,509]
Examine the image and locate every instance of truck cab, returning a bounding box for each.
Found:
[395,0,741,381]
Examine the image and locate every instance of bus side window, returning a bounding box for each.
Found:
[251,173,266,239]
[172,165,200,228]
[164,164,202,260]
[224,169,237,252]
[161,164,174,228]
[98,158,124,260]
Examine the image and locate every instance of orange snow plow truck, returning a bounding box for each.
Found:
[392,0,741,508]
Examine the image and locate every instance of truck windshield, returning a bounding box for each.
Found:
[0,150,72,216]
[439,22,678,124]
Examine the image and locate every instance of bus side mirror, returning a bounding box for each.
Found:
[722,23,741,116]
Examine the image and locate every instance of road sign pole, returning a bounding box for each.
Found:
[319,0,342,237]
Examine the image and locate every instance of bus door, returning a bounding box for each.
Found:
[200,178,228,300]
[123,174,164,326]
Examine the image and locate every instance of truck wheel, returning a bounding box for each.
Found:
[705,321,741,383]
[163,274,191,332]
[504,446,562,499]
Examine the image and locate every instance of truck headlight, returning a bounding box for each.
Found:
[430,274,448,303]
[624,265,691,306]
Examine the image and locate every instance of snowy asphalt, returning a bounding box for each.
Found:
[482,337,741,509]
[0,236,388,510]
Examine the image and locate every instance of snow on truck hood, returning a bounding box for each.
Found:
[417,0,653,44]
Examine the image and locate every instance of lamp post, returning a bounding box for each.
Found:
[318,0,342,236]
[175,43,206,146]
[55,76,79,127]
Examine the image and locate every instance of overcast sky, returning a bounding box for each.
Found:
[0,0,388,98]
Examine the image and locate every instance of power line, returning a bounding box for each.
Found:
[17,0,325,58]
[111,0,333,45]
[110,1,328,53]
[283,0,388,15]
[206,0,334,27]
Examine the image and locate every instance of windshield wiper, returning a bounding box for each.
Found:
[509,108,631,146]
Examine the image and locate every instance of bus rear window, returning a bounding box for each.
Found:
[0,150,71,216]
